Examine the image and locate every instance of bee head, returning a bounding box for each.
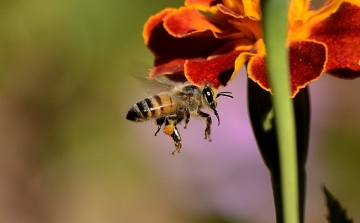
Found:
[202,84,233,126]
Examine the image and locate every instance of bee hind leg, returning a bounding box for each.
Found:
[170,126,182,155]
[162,116,182,155]
[197,110,212,142]
[154,117,165,136]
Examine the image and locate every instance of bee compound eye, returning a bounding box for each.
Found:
[203,88,214,103]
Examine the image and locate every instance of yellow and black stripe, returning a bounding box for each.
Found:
[126,93,176,122]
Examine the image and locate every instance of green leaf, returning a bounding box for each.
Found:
[323,185,353,223]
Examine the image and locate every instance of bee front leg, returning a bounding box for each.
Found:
[154,117,165,136]
[183,107,190,129]
[197,110,212,142]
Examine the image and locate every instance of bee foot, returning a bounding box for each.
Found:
[204,132,211,141]
[172,142,182,155]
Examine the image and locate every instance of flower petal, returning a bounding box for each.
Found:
[217,3,244,18]
[309,1,360,78]
[217,0,261,19]
[184,50,243,88]
[289,41,327,95]
[248,40,327,97]
[149,58,186,78]
[234,38,264,75]
[143,8,228,78]
[143,8,175,46]
[247,54,269,91]
[288,0,342,43]
[164,7,223,37]
[242,0,261,20]
[288,0,311,26]
[185,0,221,10]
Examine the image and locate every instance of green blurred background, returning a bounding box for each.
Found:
[1,0,360,222]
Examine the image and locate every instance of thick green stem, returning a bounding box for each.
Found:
[261,0,299,222]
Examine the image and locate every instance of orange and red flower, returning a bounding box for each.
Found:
[143,0,360,97]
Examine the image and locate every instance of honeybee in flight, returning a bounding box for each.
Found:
[126,80,233,155]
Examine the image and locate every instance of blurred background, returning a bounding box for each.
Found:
[0,0,359,222]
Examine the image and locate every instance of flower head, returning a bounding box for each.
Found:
[143,0,360,97]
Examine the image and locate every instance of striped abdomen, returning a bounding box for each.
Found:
[126,93,176,122]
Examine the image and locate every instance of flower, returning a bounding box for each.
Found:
[143,0,360,97]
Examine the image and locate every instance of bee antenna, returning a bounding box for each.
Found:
[216,92,233,98]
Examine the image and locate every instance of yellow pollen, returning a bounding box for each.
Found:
[164,125,175,136]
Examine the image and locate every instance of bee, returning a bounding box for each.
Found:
[126,82,233,155]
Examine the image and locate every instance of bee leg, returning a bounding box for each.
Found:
[154,117,165,136]
[183,107,190,129]
[197,110,212,142]
[171,126,182,155]
[163,115,178,135]
[162,116,182,155]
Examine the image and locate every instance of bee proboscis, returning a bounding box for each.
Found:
[126,82,233,155]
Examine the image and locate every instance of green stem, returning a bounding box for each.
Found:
[261,0,299,223]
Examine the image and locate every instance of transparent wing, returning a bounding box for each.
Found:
[129,60,183,96]
[134,75,175,95]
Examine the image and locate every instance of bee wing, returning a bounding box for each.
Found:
[128,61,179,95]
[135,75,175,94]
